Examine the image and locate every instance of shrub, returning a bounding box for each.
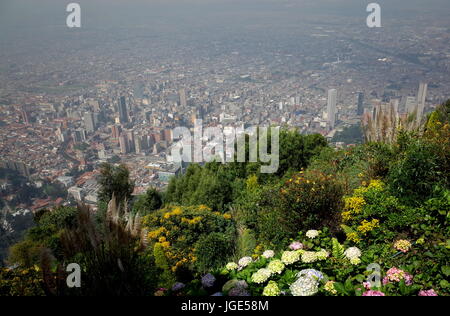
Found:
[279,170,344,234]
[388,139,440,203]
[194,232,235,273]
[143,205,236,277]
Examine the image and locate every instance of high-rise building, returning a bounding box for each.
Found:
[134,136,142,154]
[73,129,87,143]
[111,125,121,139]
[118,96,129,124]
[357,92,364,116]
[125,130,135,152]
[84,112,96,133]
[179,88,187,107]
[20,108,30,125]
[417,82,428,121]
[327,89,337,129]
[119,134,129,154]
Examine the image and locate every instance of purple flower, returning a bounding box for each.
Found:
[289,241,304,250]
[201,273,216,288]
[362,290,385,296]
[419,289,438,296]
[172,282,185,292]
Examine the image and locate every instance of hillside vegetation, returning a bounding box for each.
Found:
[1,101,449,296]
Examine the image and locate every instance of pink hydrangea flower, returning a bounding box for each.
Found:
[362,290,385,296]
[289,241,304,250]
[419,289,438,296]
[383,267,413,285]
[363,282,372,290]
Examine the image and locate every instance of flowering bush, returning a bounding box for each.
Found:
[143,205,236,276]
[0,267,45,296]
[419,289,438,296]
[179,228,446,297]
[383,267,413,286]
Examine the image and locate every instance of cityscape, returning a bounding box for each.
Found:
[1,1,449,212]
[0,0,449,298]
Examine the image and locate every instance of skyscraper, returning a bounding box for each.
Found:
[20,108,30,125]
[118,96,129,124]
[119,134,129,154]
[179,88,187,107]
[327,89,337,129]
[84,112,95,133]
[357,92,364,116]
[111,125,121,139]
[417,82,428,121]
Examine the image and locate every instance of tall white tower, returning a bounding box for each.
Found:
[417,82,427,121]
[327,89,337,129]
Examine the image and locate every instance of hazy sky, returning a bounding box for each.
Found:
[0,0,449,59]
[1,0,450,31]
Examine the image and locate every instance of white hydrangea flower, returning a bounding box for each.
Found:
[297,269,324,281]
[344,247,362,260]
[251,268,272,284]
[290,275,319,296]
[262,250,275,259]
[226,262,238,271]
[306,230,319,239]
[315,249,329,261]
[238,256,253,268]
[281,251,300,265]
[350,257,361,265]
[301,251,318,263]
[267,259,285,274]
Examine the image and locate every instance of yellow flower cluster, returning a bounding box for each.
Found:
[354,179,384,196]
[346,232,361,243]
[181,216,203,225]
[163,207,183,219]
[357,219,380,234]
[223,213,232,220]
[148,227,167,239]
[342,196,366,221]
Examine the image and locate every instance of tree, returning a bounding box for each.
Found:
[133,187,163,216]
[97,163,134,205]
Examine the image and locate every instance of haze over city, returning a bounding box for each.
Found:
[0,0,449,204]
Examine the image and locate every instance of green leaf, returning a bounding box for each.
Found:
[442,266,450,277]
[332,237,345,260]
[333,282,348,296]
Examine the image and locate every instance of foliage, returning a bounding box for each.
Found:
[133,187,163,216]
[0,266,45,296]
[332,124,364,145]
[143,205,236,280]
[194,232,235,273]
[279,170,344,234]
[7,206,79,267]
[97,163,135,205]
